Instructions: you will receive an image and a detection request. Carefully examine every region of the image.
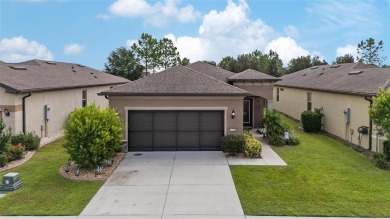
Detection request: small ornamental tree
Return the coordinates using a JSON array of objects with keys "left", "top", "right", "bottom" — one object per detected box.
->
[
  {"left": 0, "top": 117, "right": 11, "bottom": 153},
  {"left": 64, "top": 104, "right": 123, "bottom": 168}
]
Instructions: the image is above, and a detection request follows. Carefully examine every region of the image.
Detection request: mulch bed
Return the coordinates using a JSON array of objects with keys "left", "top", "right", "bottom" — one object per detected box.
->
[
  {"left": 0, "top": 150, "right": 36, "bottom": 172},
  {"left": 59, "top": 152, "right": 126, "bottom": 181}
]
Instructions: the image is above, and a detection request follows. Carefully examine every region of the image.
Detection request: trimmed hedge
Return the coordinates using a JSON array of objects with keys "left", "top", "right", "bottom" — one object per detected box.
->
[
  {"left": 11, "top": 132, "right": 40, "bottom": 151},
  {"left": 301, "top": 109, "right": 323, "bottom": 133},
  {"left": 221, "top": 135, "right": 245, "bottom": 154},
  {"left": 383, "top": 140, "right": 390, "bottom": 161},
  {"left": 243, "top": 130, "right": 262, "bottom": 158}
]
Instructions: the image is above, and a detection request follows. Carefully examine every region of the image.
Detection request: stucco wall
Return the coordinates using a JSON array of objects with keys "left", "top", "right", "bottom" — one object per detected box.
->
[
  {"left": 0, "top": 85, "right": 112, "bottom": 137},
  {"left": 108, "top": 96, "right": 245, "bottom": 140},
  {"left": 233, "top": 81, "right": 275, "bottom": 100},
  {"left": 273, "top": 86, "right": 381, "bottom": 151}
]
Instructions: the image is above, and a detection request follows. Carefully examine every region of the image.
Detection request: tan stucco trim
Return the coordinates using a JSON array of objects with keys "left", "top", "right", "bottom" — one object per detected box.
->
[{"left": 0, "top": 104, "right": 22, "bottom": 112}]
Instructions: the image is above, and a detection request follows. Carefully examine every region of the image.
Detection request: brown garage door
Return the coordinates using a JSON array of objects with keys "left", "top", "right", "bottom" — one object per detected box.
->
[{"left": 128, "top": 110, "right": 224, "bottom": 151}]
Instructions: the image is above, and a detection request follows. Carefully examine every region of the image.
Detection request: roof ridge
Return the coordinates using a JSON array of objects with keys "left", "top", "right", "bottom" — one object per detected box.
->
[{"left": 182, "top": 65, "right": 250, "bottom": 94}]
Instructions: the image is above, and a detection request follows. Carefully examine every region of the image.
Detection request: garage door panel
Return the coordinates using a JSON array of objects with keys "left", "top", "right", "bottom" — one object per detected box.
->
[
  {"left": 200, "top": 132, "right": 223, "bottom": 149},
  {"left": 177, "top": 112, "right": 199, "bottom": 132},
  {"left": 128, "top": 110, "right": 223, "bottom": 151},
  {"left": 129, "top": 111, "right": 153, "bottom": 132},
  {"left": 153, "top": 132, "right": 176, "bottom": 150},
  {"left": 177, "top": 132, "right": 200, "bottom": 150},
  {"left": 154, "top": 111, "right": 176, "bottom": 131},
  {"left": 200, "top": 112, "right": 223, "bottom": 132},
  {"left": 129, "top": 132, "right": 153, "bottom": 151}
]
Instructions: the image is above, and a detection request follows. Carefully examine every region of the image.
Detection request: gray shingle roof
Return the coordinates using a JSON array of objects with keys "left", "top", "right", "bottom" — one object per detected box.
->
[
  {"left": 186, "top": 61, "right": 235, "bottom": 82},
  {"left": 228, "top": 69, "right": 281, "bottom": 82},
  {"left": 100, "top": 65, "right": 250, "bottom": 96},
  {"left": 0, "top": 59, "right": 129, "bottom": 93},
  {"left": 276, "top": 63, "right": 390, "bottom": 96}
]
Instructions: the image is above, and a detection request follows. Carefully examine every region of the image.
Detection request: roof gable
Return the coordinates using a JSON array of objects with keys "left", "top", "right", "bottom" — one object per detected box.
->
[
  {"left": 0, "top": 59, "right": 129, "bottom": 93},
  {"left": 276, "top": 63, "right": 390, "bottom": 96},
  {"left": 228, "top": 69, "right": 281, "bottom": 82},
  {"left": 186, "top": 61, "right": 235, "bottom": 82},
  {"left": 100, "top": 65, "right": 250, "bottom": 96}
]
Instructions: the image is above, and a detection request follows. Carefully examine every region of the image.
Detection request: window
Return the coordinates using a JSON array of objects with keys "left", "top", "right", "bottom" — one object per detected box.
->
[
  {"left": 276, "top": 88, "right": 280, "bottom": 102},
  {"left": 82, "top": 90, "right": 87, "bottom": 107},
  {"left": 307, "top": 92, "right": 312, "bottom": 111}
]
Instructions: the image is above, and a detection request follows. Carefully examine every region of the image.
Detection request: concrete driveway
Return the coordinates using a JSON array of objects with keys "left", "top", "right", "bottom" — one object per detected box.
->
[{"left": 80, "top": 151, "right": 244, "bottom": 218}]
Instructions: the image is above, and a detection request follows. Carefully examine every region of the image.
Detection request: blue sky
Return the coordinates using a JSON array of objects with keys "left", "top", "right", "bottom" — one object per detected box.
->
[{"left": 1, "top": 0, "right": 389, "bottom": 70}]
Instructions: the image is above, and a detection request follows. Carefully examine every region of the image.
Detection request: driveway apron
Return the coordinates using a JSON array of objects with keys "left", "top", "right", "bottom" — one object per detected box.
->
[{"left": 80, "top": 151, "right": 244, "bottom": 218}]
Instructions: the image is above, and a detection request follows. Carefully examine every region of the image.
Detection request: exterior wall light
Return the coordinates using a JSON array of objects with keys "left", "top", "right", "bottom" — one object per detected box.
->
[
  {"left": 231, "top": 109, "right": 235, "bottom": 119},
  {"left": 4, "top": 108, "right": 10, "bottom": 117}
]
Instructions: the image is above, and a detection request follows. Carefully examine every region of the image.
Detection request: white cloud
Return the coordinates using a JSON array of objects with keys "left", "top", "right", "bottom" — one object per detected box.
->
[
  {"left": 126, "top": 39, "right": 138, "bottom": 48},
  {"left": 104, "top": 0, "right": 201, "bottom": 27},
  {"left": 283, "top": 25, "right": 299, "bottom": 38},
  {"left": 163, "top": 0, "right": 276, "bottom": 62},
  {"left": 264, "top": 37, "right": 310, "bottom": 65},
  {"left": 336, "top": 44, "right": 357, "bottom": 58},
  {"left": 306, "top": 0, "right": 381, "bottom": 36},
  {"left": 0, "top": 36, "right": 53, "bottom": 62},
  {"left": 64, "top": 43, "right": 85, "bottom": 55}
]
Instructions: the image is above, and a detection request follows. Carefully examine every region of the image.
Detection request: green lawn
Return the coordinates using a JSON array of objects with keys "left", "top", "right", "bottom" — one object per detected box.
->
[
  {"left": 0, "top": 138, "right": 104, "bottom": 215},
  {"left": 231, "top": 117, "right": 390, "bottom": 217}
]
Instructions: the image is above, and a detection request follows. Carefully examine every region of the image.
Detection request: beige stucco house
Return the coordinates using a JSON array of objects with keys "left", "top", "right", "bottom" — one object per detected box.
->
[
  {"left": 274, "top": 63, "right": 390, "bottom": 152},
  {"left": 100, "top": 61, "right": 280, "bottom": 151},
  {"left": 0, "top": 59, "right": 128, "bottom": 138}
]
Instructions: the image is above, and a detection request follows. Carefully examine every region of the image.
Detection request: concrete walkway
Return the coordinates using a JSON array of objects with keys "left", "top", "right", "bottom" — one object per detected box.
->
[{"left": 80, "top": 151, "right": 244, "bottom": 218}]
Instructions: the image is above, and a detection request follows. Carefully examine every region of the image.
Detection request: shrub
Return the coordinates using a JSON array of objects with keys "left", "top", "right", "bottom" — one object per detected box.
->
[
  {"left": 7, "top": 143, "right": 25, "bottom": 162},
  {"left": 263, "top": 109, "right": 285, "bottom": 137},
  {"left": 243, "top": 131, "right": 262, "bottom": 158},
  {"left": 301, "top": 108, "right": 323, "bottom": 132},
  {"left": 221, "top": 135, "right": 245, "bottom": 154},
  {"left": 0, "top": 118, "right": 11, "bottom": 153},
  {"left": 11, "top": 132, "right": 40, "bottom": 151},
  {"left": 383, "top": 140, "right": 390, "bottom": 161},
  {"left": 285, "top": 131, "right": 301, "bottom": 145},
  {"left": 64, "top": 104, "right": 123, "bottom": 168},
  {"left": 0, "top": 154, "right": 7, "bottom": 167},
  {"left": 373, "top": 152, "right": 388, "bottom": 169},
  {"left": 269, "top": 134, "right": 285, "bottom": 146}
]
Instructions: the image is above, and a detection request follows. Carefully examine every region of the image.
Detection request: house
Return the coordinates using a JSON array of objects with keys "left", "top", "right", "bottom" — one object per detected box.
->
[
  {"left": 0, "top": 59, "right": 128, "bottom": 138},
  {"left": 100, "top": 61, "right": 280, "bottom": 151},
  {"left": 273, "top": 62, "right": 390, "bottom": 152}
]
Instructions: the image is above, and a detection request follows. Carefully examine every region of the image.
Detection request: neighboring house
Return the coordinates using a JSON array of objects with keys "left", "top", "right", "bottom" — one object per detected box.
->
[
  {"left": 274, "top": 62, "right": 390, "bottom": 152},
  {"left": 0, "top": 59, "right": 128, "bottom": 138},
  {"left": 100, "top": 61, "right": 280, "bottom": 151}
]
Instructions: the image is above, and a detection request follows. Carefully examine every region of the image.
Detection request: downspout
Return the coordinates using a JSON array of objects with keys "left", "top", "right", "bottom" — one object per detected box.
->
[
  {"left": 22, "top": 92, "right": 32, "bottom": 134},
  {"left": 364, "top": 96, "right": 373, "bottom": 150}
]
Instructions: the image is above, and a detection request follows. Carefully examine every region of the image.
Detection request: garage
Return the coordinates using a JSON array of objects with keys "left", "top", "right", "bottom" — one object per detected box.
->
[{"left": 128, "top": 110, "right": 224, "bottom": 151}]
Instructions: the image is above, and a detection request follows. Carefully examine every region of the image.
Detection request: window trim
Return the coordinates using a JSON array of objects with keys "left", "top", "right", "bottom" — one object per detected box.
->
[
  {"left": 307, "top": 92, "right": 312, "bottom": 111},
  {"left": 82, "top": 90, "right": 87, "bottom": 107}
]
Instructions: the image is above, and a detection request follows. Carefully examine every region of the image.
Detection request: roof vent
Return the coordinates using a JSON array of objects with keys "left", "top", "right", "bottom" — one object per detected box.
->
[
  {"left": 349, "top": 70, "right": 363, "bottom": 75},
  {"left": 302, "top": 73, "right": 307, "bottom": 76},
  {"left": 319, "top": 72, "right": 324, "bottom": 75},
  {"left": 9, "top": 66, "right": 27, "bottom": 70},
  {"left": 45, "top": 61, "right": 56, "bottom": 65},
  {"left": 330, "top": 64, "right": 340, "bottom": 68},
  {"left": 310, "top": 66, "right": 318, "bottom": 69},
  {"left": 77, "top": 64, "right": 85, "bottom": 67}
]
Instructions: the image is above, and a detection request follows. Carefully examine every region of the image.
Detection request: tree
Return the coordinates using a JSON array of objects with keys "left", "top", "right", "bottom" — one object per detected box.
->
[
  {"left": 178, "top": 57, "right": 190, "bottom": 66},
  {"left": 266, "top": 50, "right": 284, "bottom": 77},
  {"left": 334, "top": 54, "right": 355, "bottom": 64},
  {"left": 369, "top": 88, "right": 390, "bottom": 139},
  {"left": 311, "top": 55, "right": 328, "bottom": 66},
  {"left": 357, "top": 38, "right": 387, "bottom": 66},
  {"left": 104, "top": 47, "right": 144, "bottom": 80},
  {"left": 159, "top": 38, "right": 180, "bottom": 70},
  {"left": 218, "top": 56, "right": 239, "bottom": 72},
  {"left": 203, "top": 60, "right": 216, "bottom": 66},
  {"left": 286, "top": 56, "right": 312, "bottom": 73},
  {"left": 131, "top": 33, "right": 159, "bottom": 76},
  {"left": 64, "top": 104, "right": 122, "bottom": 168}
]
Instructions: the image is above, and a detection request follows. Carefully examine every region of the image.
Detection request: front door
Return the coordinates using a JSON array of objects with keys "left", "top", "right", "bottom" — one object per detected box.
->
[{"left": 243, "top": 99, "right": 251, "bottom": 126}]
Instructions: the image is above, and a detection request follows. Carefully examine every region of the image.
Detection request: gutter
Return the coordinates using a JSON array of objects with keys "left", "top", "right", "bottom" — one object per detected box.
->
[
  {"left": 364, "top": 96, "right": 373, "bottom": 150},
  {"left": 22, "top": 92, "right": 32, "bottom": 134}
]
